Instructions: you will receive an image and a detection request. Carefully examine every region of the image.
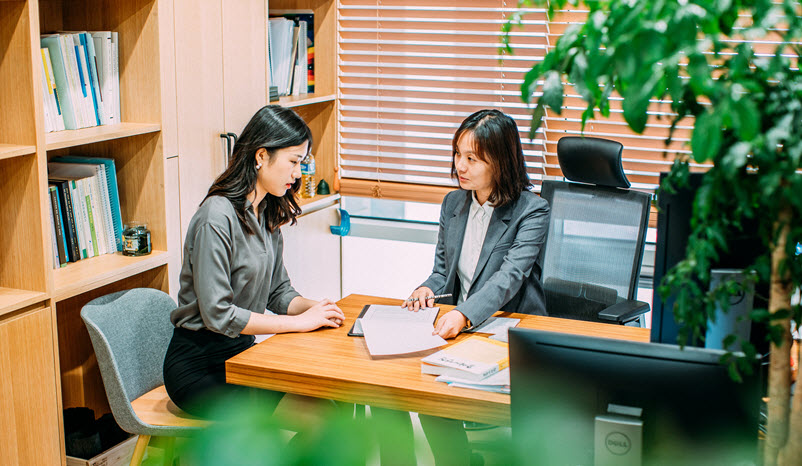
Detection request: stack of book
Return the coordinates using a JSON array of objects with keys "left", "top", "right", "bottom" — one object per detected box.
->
[
  {"left": 47, "top": 157, "right": 124, "bottom": 268},
  {"left": 40, "top": 31, "right": 121, "bottom": 132},
  {"left": 268, "top": 10, "right": 314, "bottom": 97},
  {"left": 421, "top": 336, "right": 510, "bottom": 394}
]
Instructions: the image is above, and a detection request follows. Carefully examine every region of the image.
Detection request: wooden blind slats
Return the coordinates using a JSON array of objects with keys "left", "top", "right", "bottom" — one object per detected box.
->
[{"left": 339, "top": 2, "right": 800, "bottom": 197}]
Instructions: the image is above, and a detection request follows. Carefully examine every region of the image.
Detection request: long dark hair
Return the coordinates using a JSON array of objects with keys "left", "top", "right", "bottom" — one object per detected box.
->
[
  {"left": 451, "top": 109, "right": 532, "bottom": 207},
  {"left": 204, "top": 105, "right": 312, "bottom": 233}
]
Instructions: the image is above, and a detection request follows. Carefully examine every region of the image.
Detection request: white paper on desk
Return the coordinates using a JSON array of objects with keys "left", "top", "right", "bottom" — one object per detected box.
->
[
  {"left": 360, "top": 319, "right": 446, "bottom": 356},
  {"left": 353, "top": 304, "right": 440, "bottom": 335},
  {"left": 465, "top": 317, "right": 520, "bottom": 335},
  {"left": 254, "top": 333, "right": 275, "bottom": 344}
]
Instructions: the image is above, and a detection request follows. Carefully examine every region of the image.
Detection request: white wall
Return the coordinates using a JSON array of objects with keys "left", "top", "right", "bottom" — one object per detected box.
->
[{"left": 342, "top": 236, "right": 436, "bottom": 300}]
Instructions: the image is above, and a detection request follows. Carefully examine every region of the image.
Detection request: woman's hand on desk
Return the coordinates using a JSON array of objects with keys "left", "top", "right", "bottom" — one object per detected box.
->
[
  {"left": 295, "top": 299, "right": 345, "bottom": 332},
  {"left": 402, "top": 286, "right": 435, "bottom": 311},
  {"left": 433, "top": 310, "right": 468, "bottom": 339}
]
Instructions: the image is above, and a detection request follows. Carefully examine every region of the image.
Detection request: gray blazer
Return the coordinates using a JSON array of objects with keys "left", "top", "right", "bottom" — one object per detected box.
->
[{"left": 420, "top": 189, "right": 550, "bottom": 326}]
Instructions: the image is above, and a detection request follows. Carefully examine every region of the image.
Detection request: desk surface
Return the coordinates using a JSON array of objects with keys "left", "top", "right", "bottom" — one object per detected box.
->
[{"left": 226, "top": 294, "right": 650, "bottom": 426}]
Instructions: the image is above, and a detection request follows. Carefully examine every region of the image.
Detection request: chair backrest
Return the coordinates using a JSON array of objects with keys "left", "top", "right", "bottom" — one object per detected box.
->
[
  {"left": 81, "top": 288, "right": 177, "bottom": 434},
  {"left": 540, "top": 137, "right": 650, "bottom": 322}
]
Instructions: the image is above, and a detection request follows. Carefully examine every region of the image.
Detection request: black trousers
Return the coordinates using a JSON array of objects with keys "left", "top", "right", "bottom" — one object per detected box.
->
[{"left": 163, "top": 327, "right": 282, "bottom": 417}]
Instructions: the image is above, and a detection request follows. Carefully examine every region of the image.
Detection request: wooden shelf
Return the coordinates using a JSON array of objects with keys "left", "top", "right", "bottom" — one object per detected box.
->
[
  {"left": 296, "top": 193, "right": 340, "bottom": 215},
  {"left": 0, "top": 144, "right": 36, "bottom": 161},
  {"left": 0, "top": 288, "right": 47, "bottom": 318},
  {"left": 53, "top": 250, "right": 169, "bottom": 301},
  {"left": 45, "top": 122, "right": 161, "bottom": 151},
  {"left": 276, "top": 93, "right": 336, "bottom": 108}
]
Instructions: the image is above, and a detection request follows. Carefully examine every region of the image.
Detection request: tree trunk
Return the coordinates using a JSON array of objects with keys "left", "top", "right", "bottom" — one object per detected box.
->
[
  {"left": 765, "top": 210, "right": 793, "bottom": 466},
  {"left": 778, "top": 339, "right": 801, "bottom": 465}
]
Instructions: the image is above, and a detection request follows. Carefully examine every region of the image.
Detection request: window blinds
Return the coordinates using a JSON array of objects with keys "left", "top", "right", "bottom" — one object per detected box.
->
[
  {"left": 338, "top": 2, "right": 801, "bottom": 198},
  {"left": 338, "top": 1, "right": 550, "bottom": 197}
]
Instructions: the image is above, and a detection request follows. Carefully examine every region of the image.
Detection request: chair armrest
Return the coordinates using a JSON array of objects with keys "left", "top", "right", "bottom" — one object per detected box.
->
[{"left": 598, "top": 300, "right": 650, "bottom": 323}]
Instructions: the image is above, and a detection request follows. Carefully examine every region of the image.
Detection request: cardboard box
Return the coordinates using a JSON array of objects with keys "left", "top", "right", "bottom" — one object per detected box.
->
[{"left": 66, "top": 435, "right": 137, "bottom": 466}]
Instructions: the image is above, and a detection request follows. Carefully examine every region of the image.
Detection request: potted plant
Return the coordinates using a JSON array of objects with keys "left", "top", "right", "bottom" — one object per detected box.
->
[{"left": 507, "top": 1, "right": 801, "bottom": 464}]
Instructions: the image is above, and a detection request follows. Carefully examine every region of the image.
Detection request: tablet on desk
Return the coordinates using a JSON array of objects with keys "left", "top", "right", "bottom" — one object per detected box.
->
[{"left": 348, "top": 304, "right": 440, "bottom": 337}]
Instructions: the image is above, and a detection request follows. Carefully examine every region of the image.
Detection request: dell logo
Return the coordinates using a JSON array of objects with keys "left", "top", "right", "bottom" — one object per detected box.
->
[{"left": 605, "top": 432, "right": 631, "bottom": 455}]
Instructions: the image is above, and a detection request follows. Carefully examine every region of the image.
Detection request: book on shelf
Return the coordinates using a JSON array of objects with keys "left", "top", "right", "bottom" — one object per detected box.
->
[
  {"left": 48, "top": 160, "right": 121, "bottom": 261},
  {"left": 91, "top": 31, "right": 117, "bottom": 125},
  {"left": 51, "top": 156, "right": 123, "bottom": 252},
  {"left": 41, "top": 35, "right": 79, "bottom": 130},
  {"left": 421, "top": 336, "right": 509, "bottom": 382},
  {"left": 48, "top": 185, "right": 69, "bottom": 267},
  {"left": 40, "top": 49, "right": 62, "bottom": 133},
  {"left": 47, "top": 188, "right": 60, "bottom": 268},
  {"left": 50, "top": 179, "right": 81, "bottom": 262},
  {"left": 111, "top": 32, "right": 121, "bottom": 124},
  {"left": 269, "top": 10, "right": 314, "bottom": 96},
  {"left": 40, "top": 31, "right": 120, "bottom": 132}
]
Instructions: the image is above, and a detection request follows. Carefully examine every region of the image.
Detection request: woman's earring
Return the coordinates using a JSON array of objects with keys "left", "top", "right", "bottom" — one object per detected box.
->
[{"left": 255, "top": 162, "right": 263, "bottom": 170}]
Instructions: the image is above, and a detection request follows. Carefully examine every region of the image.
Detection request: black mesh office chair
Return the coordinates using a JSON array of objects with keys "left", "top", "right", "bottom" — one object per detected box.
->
[{"left": 540, "top": 136, "right": 651, "bottom": 325}]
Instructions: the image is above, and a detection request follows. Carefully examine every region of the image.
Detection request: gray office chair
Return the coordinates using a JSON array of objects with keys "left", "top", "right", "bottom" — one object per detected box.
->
[
  {"left": 81, "top": 288, "right": 206, "bottom": 466},
  {"left": 540, "top": 137, "right": 651, "bottom": 324}
]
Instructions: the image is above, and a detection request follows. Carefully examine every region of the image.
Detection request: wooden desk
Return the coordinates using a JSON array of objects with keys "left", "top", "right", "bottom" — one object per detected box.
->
[{"left": 226, "top": 294, "right": 649, "bottom": 426}]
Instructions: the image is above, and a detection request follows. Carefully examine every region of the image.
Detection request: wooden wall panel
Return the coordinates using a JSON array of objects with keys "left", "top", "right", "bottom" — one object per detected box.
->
[{"left": 0, "top": 305, "right": 62, "bottom": 466}]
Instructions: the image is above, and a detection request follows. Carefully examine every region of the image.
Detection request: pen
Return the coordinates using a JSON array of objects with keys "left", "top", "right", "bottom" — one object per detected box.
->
[{"left": 406, "top": 293, "right": 452, "bottom": 303}]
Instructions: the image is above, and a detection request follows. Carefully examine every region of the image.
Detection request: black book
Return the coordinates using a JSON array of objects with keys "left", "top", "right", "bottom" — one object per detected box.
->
[
  {"left": 50, "top": 178, "right": 81, "bottom": 262},
  {"left": 48, "top": 185, "right": 68, "bottom": 266}
]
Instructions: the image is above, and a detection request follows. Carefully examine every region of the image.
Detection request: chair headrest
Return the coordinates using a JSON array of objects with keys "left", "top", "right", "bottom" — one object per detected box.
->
[{"left": 557, "top": 137, "right": 630, "bottom": 188}]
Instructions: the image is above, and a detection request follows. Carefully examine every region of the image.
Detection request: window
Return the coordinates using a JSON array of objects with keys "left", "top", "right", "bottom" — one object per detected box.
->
[
  {"left": 338, "top": 1, "right": 549, "bottom": 201},
  {"left": 337, "top": 2, "right": 801, "bottom": 201}
]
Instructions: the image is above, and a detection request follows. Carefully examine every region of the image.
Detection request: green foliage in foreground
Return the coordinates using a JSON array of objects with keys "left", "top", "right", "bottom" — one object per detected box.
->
[{"left": 507, "top": 0, "right": 802, "bottom": 370}]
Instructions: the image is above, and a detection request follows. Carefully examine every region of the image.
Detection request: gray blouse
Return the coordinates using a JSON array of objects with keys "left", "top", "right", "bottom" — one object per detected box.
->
[{"left": 171, "top": 195, "right": 300, "bottom": 337}]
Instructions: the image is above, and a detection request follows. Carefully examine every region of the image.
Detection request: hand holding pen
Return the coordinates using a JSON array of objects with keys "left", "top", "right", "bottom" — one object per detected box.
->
[{"left": 401, "top": 287, "right": 452, "bottom": 311}]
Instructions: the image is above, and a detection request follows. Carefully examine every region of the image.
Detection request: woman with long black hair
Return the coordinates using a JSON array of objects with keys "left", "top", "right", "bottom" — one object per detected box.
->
[{"left": 163, "top": 105, "right": 344, "bottom": 417}]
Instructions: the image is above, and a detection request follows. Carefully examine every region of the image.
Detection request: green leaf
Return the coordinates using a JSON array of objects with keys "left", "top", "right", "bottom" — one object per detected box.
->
[
  {"left": 721, "top": 142, "right": 751, "bottom": 175},
  {"left": 691, "top": 111, "right": 723, "bottom": 162},
  {"left": 521, "top": 65, "right": 542, "bottom": 103},
  {"left": 688, "top": 53, "right": 713, "bottom": 94},
  {"left": 529, "top": 101, "right": 547, "bottom": 140},
  {"left": 542, "top": 70, "right": 564, "bottom": 113},
  {"left": 622, "top": 71, "right": 660, "bottom": 134},
  {"left": 731, "top": 97, "right": 760, "bottom": 141}
]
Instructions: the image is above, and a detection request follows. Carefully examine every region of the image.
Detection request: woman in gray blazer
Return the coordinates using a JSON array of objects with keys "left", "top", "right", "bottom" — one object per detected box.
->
[
  {"left": 375, "top": 109, "right": 550, "bottom": 465},
  {"left": 405, "top": 109, "right": 550, "bottom": 337}
]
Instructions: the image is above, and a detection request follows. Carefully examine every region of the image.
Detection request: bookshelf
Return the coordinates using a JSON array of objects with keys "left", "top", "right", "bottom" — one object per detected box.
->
[
  {"left": 0, "top": 144, "right": 36, "bottom": 160},
  {"left": 277, "top": 92, "right": 336, "bottom": 108},
  {"left": 270, "top": 0, "right": 338, "bottom": 196},
  {"left": 45, "top": 122, "right": 161, "bottom": 150},
  {"left": 0, "top": 0, "right": 170, "bottom": 462}
]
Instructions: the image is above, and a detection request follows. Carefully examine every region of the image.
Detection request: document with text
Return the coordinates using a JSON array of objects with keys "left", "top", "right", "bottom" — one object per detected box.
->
[{"left": 355, "top": 304, "right": 446, "bottom": 356}]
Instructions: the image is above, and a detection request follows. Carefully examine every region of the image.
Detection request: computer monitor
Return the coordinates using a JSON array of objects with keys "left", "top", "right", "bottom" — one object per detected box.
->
[
  {"left": 651, "top": 172, "right": 768, "bottom": 348},
  {"left": 509, "top": 328, "right": 761, "bottom": 465}
]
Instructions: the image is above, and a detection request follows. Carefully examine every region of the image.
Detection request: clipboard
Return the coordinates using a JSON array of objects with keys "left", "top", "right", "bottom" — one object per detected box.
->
[
  {"left": 347, "top": 304, "right": 440, "bottom": 337},
  {"left": 347, "top": 305, "right": 371, "bottom": 337}
]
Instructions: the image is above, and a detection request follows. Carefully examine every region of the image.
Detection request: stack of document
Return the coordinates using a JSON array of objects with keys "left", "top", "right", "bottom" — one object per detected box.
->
[
  {"left": 436, "top": 368, "right": 510, "bottom": 394},
  {"left": 356, "top": 304, "right": 446, "bottom": 356},
  {"left": 422, "top": 336, "right": 510, "bottom": 393}
]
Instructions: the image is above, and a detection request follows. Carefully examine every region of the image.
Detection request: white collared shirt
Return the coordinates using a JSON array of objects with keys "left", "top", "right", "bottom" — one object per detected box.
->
[{"left": 457, "top": 194, "right": 495, "bottom": 305}]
